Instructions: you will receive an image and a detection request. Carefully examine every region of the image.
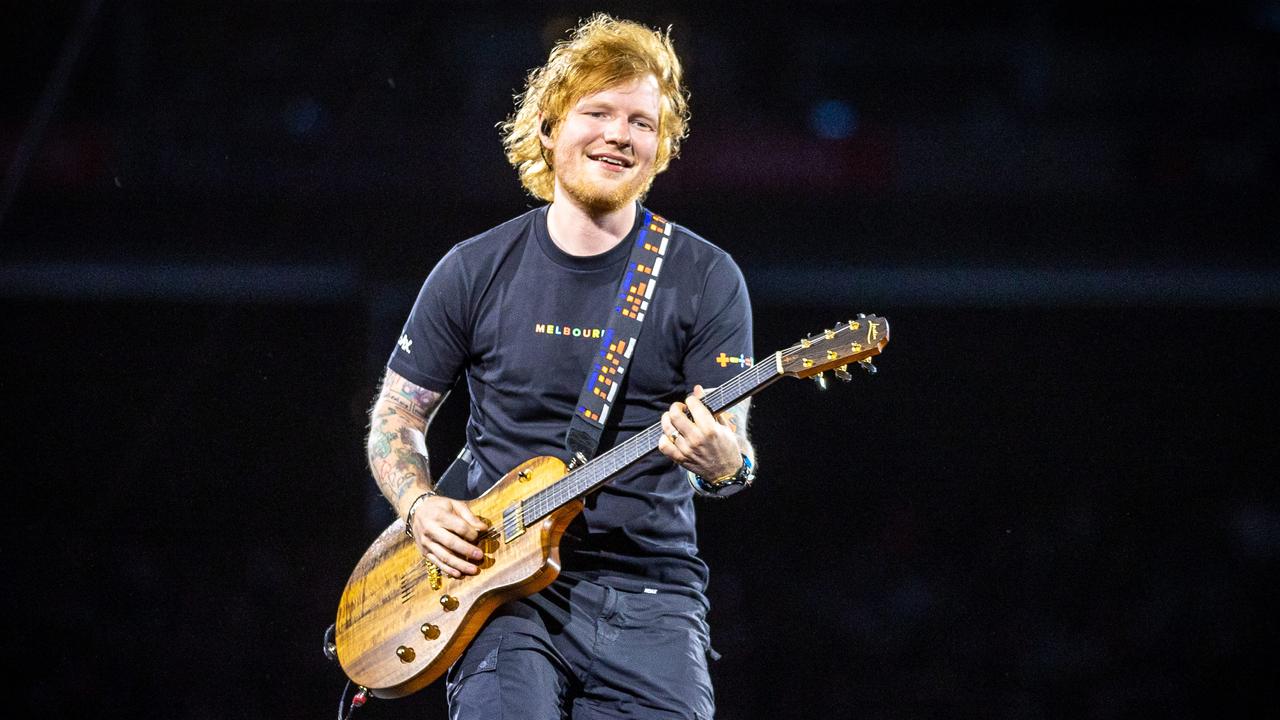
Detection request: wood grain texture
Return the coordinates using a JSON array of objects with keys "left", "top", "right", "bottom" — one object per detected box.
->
[{"left": 335, "top": 455, "right": 578, "bottom": 697}]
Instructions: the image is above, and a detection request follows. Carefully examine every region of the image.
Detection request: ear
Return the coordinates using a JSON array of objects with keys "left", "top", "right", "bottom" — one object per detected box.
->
[{"left": 538, "top": 115, "right": 554, "bottom": 148}]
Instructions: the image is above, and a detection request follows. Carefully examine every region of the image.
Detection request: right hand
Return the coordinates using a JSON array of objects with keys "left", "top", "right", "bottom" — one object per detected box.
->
[{"left": 407, "top": 495, "right": 490, "bottom": 577}]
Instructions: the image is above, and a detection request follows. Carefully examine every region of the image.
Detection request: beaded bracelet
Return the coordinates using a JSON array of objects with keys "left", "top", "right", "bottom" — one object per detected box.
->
[{"left": 687, "top": 454, "right": 755, "bottom": 499}]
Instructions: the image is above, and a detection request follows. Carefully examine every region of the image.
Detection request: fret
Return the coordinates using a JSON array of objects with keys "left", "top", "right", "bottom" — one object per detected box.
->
[{"left": 523, "top": 355, "right": 782, "bottom": 523}]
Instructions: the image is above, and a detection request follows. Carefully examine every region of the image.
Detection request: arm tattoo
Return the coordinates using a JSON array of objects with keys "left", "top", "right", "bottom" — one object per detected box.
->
[
  {"left": 367, "top": 370, "right": 446, "bottom": 509},
  {"left": 370, "top": 429, "right": 397, "bottom": 460},
  {"left": 381, "top": 374, "right": 443, "bottom": 418}
]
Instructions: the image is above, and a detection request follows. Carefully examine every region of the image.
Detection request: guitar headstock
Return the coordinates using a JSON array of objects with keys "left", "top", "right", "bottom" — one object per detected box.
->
[{"left": 779, "top": 314, "right": 890, "bottom": 382}]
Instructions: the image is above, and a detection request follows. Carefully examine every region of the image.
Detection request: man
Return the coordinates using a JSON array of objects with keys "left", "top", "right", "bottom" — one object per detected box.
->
[{"left": 366, "top": 14, "right": 755, "bottom": 719}]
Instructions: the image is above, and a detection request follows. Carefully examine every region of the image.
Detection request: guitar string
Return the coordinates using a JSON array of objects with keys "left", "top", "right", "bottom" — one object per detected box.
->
[
  {"left": 521, "top": 321, "right": 882, "bottom": 524},
  {"left": 526, "top": 345, "right": 801, "bottom": 518},
  {"left": 399, "top": 363, "right": 771, "bottom": 587},
  {"left": 524, "top": 357, "right": 776, "bottom": 520},
  {"left": 402, "top": 367, "right": 761, "bottom": 585},
  {"left": 401, "top": 324, "right": 877, "bottom": 587}
]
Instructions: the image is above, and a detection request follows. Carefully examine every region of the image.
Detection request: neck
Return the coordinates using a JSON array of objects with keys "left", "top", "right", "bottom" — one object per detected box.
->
[{"left": 545, "top": 192, "right": 636, "bottom": 257}]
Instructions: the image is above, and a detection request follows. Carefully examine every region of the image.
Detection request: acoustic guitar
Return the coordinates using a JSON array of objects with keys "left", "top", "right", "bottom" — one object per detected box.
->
[{"left": 335, "top": 315, "right": 890, "bottom": 697}]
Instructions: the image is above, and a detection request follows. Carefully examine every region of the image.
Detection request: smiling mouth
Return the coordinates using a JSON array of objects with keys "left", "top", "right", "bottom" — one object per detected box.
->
[{"left": 590, "top": 154, "right": 632, "bottom": 168}]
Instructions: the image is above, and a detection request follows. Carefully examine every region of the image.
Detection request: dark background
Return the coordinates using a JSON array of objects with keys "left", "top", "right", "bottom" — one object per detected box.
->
[{"left": 4, "top": 1, "right": 1277, "bottom": 718}]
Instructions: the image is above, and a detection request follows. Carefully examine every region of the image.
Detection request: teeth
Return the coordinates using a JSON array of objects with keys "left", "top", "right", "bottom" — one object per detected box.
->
[{"left": 597, "top": 157, "right": 625, "bottom": 166}]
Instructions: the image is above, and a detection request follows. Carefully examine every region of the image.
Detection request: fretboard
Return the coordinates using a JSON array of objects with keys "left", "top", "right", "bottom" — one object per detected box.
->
[{"left": 520, "top": 353, "right": 783, "bottom": 523}]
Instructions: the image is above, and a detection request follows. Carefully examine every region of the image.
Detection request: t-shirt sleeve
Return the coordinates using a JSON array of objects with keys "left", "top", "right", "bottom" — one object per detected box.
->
[
  {"left": 682, "top": 252, "right": 754, "bottom": 388},
  {"left": 386, "top": 247, "right": 472, "bottom": 393}
]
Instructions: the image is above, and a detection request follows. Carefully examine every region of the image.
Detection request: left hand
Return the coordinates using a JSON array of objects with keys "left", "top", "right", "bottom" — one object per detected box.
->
[{"left": 658, "top": 385, "right": 743, "bottom": 481}]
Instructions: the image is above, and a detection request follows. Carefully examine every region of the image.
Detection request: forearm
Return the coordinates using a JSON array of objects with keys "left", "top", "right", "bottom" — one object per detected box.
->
[
  {"left": 366, "top": 370, "right": 446, "bottom": 518},
  {"left": 367, "top": 411, "right": 431, "bottom": 518}
]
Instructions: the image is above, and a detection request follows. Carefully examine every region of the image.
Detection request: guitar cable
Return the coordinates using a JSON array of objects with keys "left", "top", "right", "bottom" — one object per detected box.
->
[
  {"left": 324, "top": 623, "right": 370, "bottom": 719},
  {"left": 337, "top": 680, "right": 369, "bottom": 720}
]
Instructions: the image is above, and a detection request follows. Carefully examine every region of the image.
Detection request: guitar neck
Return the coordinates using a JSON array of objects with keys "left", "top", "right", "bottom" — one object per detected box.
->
[{"left": 520, "top": 353, "right": 784, "bottom": 522}]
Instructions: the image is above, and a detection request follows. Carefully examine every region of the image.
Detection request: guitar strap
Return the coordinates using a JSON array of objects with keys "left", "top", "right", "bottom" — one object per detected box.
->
[
  {"left": 433, "top": 209, "right": 675, "bottom": 499},
  {"left": 565, "top": 209, "right": 674, "bottom": 461}
]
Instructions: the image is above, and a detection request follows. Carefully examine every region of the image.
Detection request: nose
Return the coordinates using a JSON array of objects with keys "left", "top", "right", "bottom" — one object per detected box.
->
[{"left": 602, "top": 117, "right": 631, "bottom": 148}]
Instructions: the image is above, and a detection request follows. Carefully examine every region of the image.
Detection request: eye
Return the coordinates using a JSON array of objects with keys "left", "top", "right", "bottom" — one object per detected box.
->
[{"left": 632, "top": 118, "right": 656, "bottom": 131}]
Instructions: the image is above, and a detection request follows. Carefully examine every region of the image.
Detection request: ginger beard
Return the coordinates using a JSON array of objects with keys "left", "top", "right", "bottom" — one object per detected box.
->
[{"left": 552, "top": 142, "right": 658, "bottom": 214}]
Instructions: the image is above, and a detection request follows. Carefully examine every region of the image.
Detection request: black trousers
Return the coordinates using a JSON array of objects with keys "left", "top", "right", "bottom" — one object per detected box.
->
[{"left": 445, "top": 576, "right": 715, "bottom": 719}]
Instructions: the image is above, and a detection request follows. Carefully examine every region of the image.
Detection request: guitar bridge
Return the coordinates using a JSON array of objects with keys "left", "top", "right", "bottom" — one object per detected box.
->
[{"left": 501, "top": 502, "right": 526, "bottom": 542}]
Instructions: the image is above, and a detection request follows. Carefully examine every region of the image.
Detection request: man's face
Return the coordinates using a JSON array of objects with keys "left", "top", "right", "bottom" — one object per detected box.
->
[{"left": 545, "top": 74, "right": 662, "bottom": 214}]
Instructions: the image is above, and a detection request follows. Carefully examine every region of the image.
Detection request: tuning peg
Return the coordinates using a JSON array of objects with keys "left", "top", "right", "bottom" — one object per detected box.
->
[
  {"left": 813, "top": 372, "right": 828, "bottom": 390},
  {"left": 858, "top": 359, "right": 877, "bottom": 375},
  {"left": 834, "top": 367, "right": 853, "bottom": 382}
]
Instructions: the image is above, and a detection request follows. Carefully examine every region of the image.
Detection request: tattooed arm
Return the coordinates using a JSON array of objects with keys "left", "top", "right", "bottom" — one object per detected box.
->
[
  {"left": 367, "top": 368, "right": 487, "bottom": 577},
  {"left": 366, "top": 368, "right": 441, "bottom": 513}
]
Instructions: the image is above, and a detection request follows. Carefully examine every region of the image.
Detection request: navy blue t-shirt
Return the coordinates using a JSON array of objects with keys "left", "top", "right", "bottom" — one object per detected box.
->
[{"left": 388, "top": 204, "right": 753, "bottom": 594}]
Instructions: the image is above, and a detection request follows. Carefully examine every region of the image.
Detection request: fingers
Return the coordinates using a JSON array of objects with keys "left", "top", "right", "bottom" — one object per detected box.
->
[
  {"left": 421, "top": 534, "right": 479, "bottom": 578},
  {"left": 660, "top": 385, "right": 740, "bottom": 480},
  {"left": 683, "top": 385, "right": 719, "bottom": 428},
  {"left": 658, "top": 409, "right": 688, "bottom": 463},
  {"left": 451, "top": 498, "right": 490, "bottom": 533},
  {"left": 411, "top": 497, "right": 489, "bottom": 577},
  {"left": 665, "top": 401, "right": 698, "bottom": 441},
  {"left": 664, "top": 386, "right": 720, "bottom": 446}
]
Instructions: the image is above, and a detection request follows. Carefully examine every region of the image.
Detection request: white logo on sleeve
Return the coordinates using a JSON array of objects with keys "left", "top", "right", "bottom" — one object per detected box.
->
[{"left": 397, "top": 333, "right": 413, "bottom": 354}]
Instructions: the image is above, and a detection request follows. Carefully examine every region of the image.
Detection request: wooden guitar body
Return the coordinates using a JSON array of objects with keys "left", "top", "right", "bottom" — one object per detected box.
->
[{"left": 335, "top": 455, "right": 581, "bottom": 698}]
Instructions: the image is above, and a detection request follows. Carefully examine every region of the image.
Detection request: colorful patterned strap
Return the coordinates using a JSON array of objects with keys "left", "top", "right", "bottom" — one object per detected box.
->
[{"left": 565, "top": 209, "right": 675, "bottom": 460}]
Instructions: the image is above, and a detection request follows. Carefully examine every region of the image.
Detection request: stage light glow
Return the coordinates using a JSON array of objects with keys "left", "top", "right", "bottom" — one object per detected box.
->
[{"left": 809, "top": 99, "right": 858, "bottom": 140}]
